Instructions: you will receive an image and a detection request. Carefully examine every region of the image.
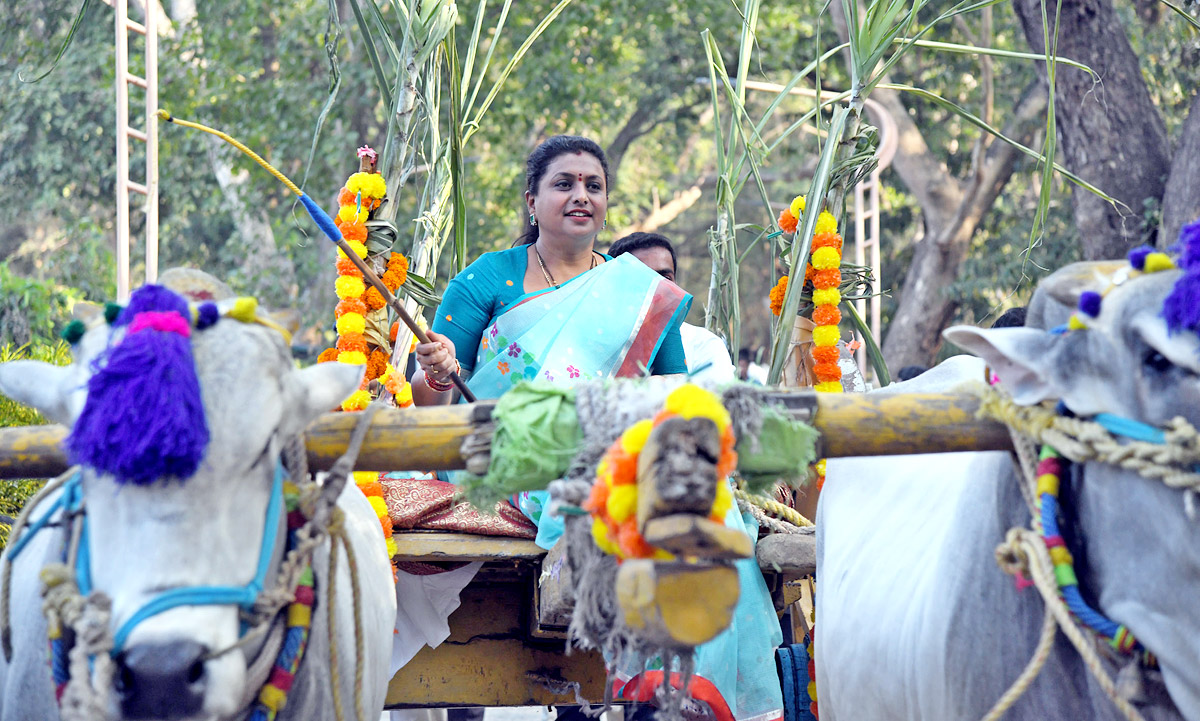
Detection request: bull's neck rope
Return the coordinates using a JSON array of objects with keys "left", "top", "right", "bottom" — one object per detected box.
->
[{"left": 976, "top": 385, "right": 1200, "bottom": 721}]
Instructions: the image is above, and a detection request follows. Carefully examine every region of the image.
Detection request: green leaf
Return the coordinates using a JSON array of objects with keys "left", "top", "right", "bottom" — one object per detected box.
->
[{"left": 19, "top": 0, "right": 95, "bottom": 84}]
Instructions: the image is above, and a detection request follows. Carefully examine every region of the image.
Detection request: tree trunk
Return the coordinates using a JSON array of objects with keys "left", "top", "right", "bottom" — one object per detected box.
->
[
  {"left": 880, "top": 83, "right": 1048, "bottom": 369},
  {"left": 1161, "top": 93, "right": 1200, "bottom": 248},
  {"left": 1013, "top": 0, "right": 1169, "bottom": 260}
]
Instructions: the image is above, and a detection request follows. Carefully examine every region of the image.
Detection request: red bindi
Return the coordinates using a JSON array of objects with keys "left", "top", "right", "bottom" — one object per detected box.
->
[{"left": 578, "top": 174, "right": 584, "bottom": 181}]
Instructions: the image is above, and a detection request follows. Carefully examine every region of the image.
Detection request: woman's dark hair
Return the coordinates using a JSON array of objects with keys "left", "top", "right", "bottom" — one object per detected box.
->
[{"left": 519, "top": 135, "right": 611, "bottom": 245}]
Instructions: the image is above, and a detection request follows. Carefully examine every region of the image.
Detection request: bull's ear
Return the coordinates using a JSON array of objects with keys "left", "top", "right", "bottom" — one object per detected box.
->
[
  {"left": 942, "top": 326, "right": 1058, "bottom": 405},
  {"left": 279, "top": 362, "right": 366, "bottom": 437},
  {"left": 0, "top": 360, "right": 79, "bottom": 426}
]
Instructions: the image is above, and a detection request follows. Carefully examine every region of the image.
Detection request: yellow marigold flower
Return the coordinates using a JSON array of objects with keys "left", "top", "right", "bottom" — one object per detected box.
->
[
  {"left": 812, "top": 325, "right": 841, "bottom": 347},
  {"left": 338, "top": 350, "right": 367, "bottom": 365},
  {"left": 385, "top": 536, "right": 398, "bottom": 558},
  {"left": 337, "top": 240, "right": 368, "bottom": 260},
  {"left": 607, "top": 484, "right": 638, "bottom": 523},
  {"left": 592, "top": 517, "right": 619, "bottom": 556},
  {"left": 811, "top": 246, "right": 841, "bottom": 270},
  {"left": 367, "top": 495, "right": 388, "bottom": 518},
  {"left": 395, "top": 381, "right": 413, "bottom": 407},
  {"left": 812, "top": 287, "right": 841, "bottom": 307},
  {"left": 620, "top": 419, "right": 656, "bottom": 455},
  {"left": 790, "top": 195, "right": 806, "bottom": 218},
  {"left": 341, "top": 389, "right": 371, "bottom": 411},
  {"left": 815, "top": 380, "right": 844, "bottom": 393},
  {"left": 335, "top": 275, "right": 366, "bottom": 300},
  {"left": 711, "top": 480, "right": 733, "bottom": 520},
  {"left": 365, "top": 173, "right": 388, "bottom": 199},
  {"left": 335, "top": 312, "right": 366, "bottom": 336},
  {"left": 815, "top": 211, "right": 838, "bottom": 236},
  {"left": 1144, "top": 252, "right": 1176, "bottom": 273},
  {"left": 353, "top": 471, "right": 378, "bottom": 485},
  {"left": 815, "top": 459, "right": 827, "bottom": 476},
  {"left": 338, "top": 204, "right": 369, "bottom": 224},
  {"left": 664, "top": 384, "right": 731, "bottom": 433}
]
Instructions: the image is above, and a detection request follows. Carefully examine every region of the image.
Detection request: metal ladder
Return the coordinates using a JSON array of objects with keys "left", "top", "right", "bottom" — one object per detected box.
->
[{"left": 111, "top": 0, "right": 159, "bottom": 300}]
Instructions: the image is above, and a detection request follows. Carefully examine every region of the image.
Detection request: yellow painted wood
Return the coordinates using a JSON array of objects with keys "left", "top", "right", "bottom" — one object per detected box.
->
[
  {"left": 393, "top": 532, "right": 545, "bottom": 563},
  {"left": 615, "top": 560, "right": 739, "bottom": 648},
  {"left": 0, "top": 425, "right": 68, "bottom": 479},
  {"left": 815, "top": 392, "right": 1011, "bottom": 457},
  {"left": 385, "top": 581, "right": 607, "bottom": 708},
  {"left": 641, "top": 514, "right": 753, "bottom": 560},
  {"left": 0, "top": 393, "right": 1011, "bottom": 480}
]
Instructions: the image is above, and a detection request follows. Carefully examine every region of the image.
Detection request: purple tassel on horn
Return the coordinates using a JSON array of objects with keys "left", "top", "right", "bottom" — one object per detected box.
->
[{"left": 68, "top": 285, "right": 210, "bottom": 485}]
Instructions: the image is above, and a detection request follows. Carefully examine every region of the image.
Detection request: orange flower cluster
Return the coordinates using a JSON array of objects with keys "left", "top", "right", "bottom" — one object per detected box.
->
[
  {"left": 769, "top": 276, "right": 789, "bottom": 316},
  {"left": 354, "top": 471, "right": 397, "bottom": 578}
]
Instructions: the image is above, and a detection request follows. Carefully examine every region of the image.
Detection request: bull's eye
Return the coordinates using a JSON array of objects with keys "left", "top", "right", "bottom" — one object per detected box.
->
[{"left": 1143, "top": 348, "right": 1173, "bottom": 373}]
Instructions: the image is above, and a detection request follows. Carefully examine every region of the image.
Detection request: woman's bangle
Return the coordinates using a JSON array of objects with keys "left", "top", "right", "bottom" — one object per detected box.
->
[{"left": 424, "top": 361, "right": 459, "bottom": 393}]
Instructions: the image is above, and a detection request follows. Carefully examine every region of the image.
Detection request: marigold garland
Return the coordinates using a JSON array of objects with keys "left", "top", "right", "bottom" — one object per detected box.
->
[
  {"left": 774, "top": 194, "right": 846, "bottom": 496},
  {"left": 336, "top": 333, "right": 368, "bottom": 354},
  {"left": 317, "top": 348, "right": 339, "bottom": 363},
  {"left": 584, "top": 385, "right": 736, "bottom": 561},
  {"left": 353, "top": 471, "right": 397, "bottom": 578}
]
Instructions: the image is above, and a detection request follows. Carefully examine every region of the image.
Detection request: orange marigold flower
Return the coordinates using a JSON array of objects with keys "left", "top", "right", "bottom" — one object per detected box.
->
[
  {"left": 778, "top": 208, "right": 798, "bottom": 234},
  {"left": 814, "top": 362, "right": 843, "bottom": 383},
  {"left": 337, "top": 220, "right": 368, "bottom": 242},
  {"left": 769, "top": 276, "right": 789, "bottom": 316},
  {"left": 367, "top": 349, "right": 389, "bottom": 380},
  {"left": 388, "top": 253, "right": 409, "bottom": 272},
  {"left": 337, "top": 333, "right": 368, "bottom": 354},
  {"left": 811, "top": 346, "right": 840, "bottom": 365},
  {"left": 358, "top": 481, "right": 384, "bottom": 497},
  {"left": 805, "top": 264, "right": 816, "bottom": 282},
  {"left": 812, "top": 232, "right": 843, "bottom": 252},
  {"left": 389, "top": 320, "right": 399, "bottom": 343},
  {"left": 812, "top": 305, "right": 842, "bottom": 326},
  {"left": 335, "top": 298, "right": 367, "bottom": 319},
  {"left": 335, "top": 257, "right": 363, "bottom": 278},
  {"left": 813, "top": 268, "right": 841, "bottom": 290},
  {"left": 363, "top": 286, "right": 387, "bottom": 311},
  {"left": 317, "top": 348, "right": 339, "bottom": 363},
  {"left": 381, "top": 270, "right": 403, "bottom": 293},
  {"left": 380, "top": 514, "right": 393, "bottom": 537},
  {"left": 337, "top": 187, "right": 357, "bottom": 207}
]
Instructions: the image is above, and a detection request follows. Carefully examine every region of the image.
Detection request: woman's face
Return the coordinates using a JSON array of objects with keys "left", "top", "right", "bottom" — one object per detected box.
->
[{"left": 526, "top": 151, "right": 608, "bottom": 247}]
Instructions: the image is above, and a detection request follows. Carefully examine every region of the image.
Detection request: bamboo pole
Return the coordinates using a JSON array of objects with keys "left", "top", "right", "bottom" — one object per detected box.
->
[{"left": 0, "top": 393, "right": 1011, "bottom": 480}]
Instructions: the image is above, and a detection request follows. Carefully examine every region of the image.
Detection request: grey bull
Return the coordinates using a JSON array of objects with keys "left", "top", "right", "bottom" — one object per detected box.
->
[
  {"left": 817, "top": 263, "right": 1200, "bottom": 720},
  {"left": 0, "top": 281, "right": 396, "bottom": 721}
]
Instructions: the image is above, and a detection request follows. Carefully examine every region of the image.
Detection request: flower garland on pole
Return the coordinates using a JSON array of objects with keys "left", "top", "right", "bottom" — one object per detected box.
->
[
  {"left": 315, "top": 145, "right": 417, "bottom": 572},
  {"left": 771, "top": 195, "right": 844, "bottom": 490}
]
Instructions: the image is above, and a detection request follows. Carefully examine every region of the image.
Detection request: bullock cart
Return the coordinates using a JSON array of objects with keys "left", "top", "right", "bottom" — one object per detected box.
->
[{"left": 0, "top": 389, "right": 1009, "bottom": 709}]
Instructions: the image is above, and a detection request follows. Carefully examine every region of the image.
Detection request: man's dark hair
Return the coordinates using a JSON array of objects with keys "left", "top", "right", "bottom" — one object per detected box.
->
[
  {"left": 607, "top": 232, "right": 677, "bottom": 273},
  {"left": 991, "top": 306, "right": 1027, "bottom": 329},
  {"left": 897, "top": 365, "right": 928, "bottom": 381},
  {"left": 738, "top": 347, "right": 752, "bottom": 363}
]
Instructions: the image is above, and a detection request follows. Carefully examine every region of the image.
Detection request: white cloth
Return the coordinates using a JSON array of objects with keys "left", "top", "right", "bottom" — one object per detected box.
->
[
  {"left": 390, "top": 561, "right": 483, "bottom": 670},
  {"left": 679, "top": 322, "right": 736, "bottom": 384}
]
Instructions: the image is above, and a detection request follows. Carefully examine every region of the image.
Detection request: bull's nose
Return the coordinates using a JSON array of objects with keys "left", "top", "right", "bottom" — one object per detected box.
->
[{"left": 116, "top": 640, "right": 207, "bottom": 719}]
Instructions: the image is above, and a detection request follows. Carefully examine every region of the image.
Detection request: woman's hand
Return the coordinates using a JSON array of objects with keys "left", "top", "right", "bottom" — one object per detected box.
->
[{"left": 415, "top": 330, "right": 458, "bottom": 381}]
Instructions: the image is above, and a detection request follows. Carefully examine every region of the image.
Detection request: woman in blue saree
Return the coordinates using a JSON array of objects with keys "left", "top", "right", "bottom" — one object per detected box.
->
[{"left": 408, "top": 135, "right": 782, "bottom": 721}]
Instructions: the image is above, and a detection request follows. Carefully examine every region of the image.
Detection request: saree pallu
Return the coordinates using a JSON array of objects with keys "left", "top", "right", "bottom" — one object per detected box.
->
[
  {"left": 471, "top": 253, "right": 689, "bottom": 540},
  {"left": 467, "top": 253, "right": 690, "bottom": 398}
]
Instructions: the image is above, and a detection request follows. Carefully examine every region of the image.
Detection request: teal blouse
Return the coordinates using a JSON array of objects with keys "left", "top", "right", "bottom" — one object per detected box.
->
[{"left": 431, "top": 245, "right": 688, "bottom": 375}]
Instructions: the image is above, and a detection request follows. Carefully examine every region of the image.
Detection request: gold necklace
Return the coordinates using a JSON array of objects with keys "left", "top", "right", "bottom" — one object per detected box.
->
[{"left": 534, "top": 245, "right": 597, "bottom": 289}]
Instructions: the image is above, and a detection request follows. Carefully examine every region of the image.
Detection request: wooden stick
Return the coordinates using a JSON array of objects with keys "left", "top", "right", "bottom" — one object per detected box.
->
[
  {"left": 0, "top": 392, "right": 1012, "bottom": 480},
  {"left": 334, "top": 237, "right": 475, "bottom": 402}
]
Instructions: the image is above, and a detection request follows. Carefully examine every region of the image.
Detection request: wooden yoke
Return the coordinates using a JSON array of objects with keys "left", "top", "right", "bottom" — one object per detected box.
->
[{"left": 616, "top": 415, "right": 752, "bottom": 649}]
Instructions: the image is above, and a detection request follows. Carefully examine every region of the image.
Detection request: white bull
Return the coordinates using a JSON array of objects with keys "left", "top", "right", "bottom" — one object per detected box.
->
[
  {"left": 817, "top": 262, "right": 1200, "bottom": 720},
  {"left": 0, "top": 282, "right": 396, "bottom": 721}
]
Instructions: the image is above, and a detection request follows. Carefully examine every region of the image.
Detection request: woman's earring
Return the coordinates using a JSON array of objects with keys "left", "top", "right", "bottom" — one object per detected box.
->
[
  {"left": 602, "top": 218, "right": 607, "bottom": 230},
  {"left": 529, "top": 213, "right": 538, "bottom": 227}
]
